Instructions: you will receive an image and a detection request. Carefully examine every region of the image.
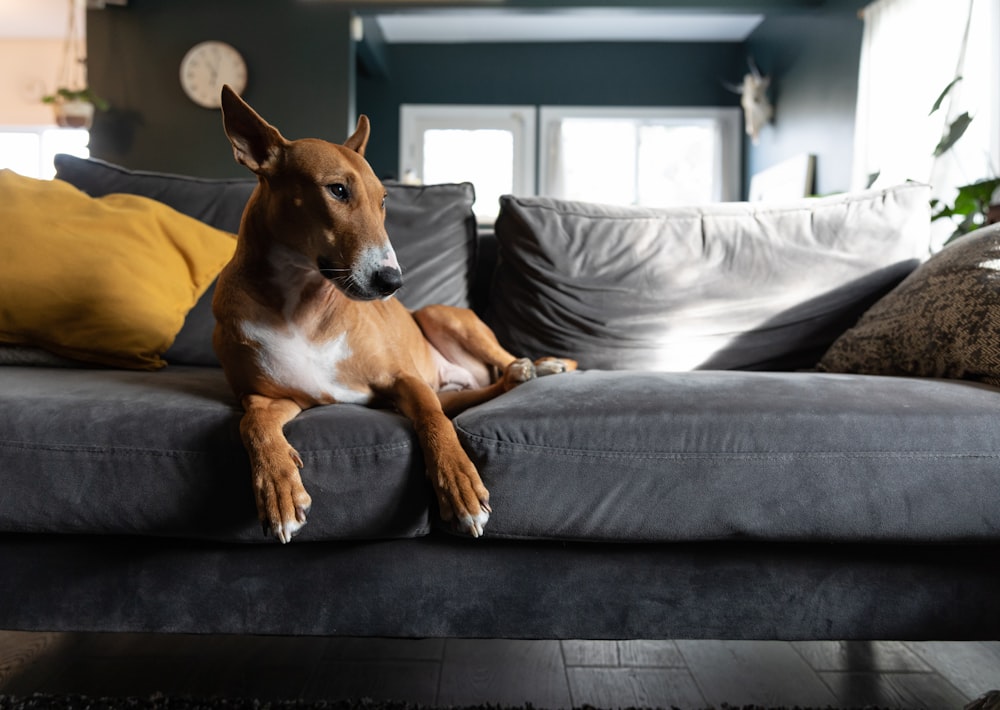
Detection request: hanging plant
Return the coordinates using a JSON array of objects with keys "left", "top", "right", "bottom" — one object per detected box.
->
[
  {"left": 42, "top": 88, "right": 110, "bottom": 129},
  {"left": 42, "top": 87, "right": 110, "bottom": 111},
  {"left": 42, "top": 0, "right": 108, "bottom": 129}
]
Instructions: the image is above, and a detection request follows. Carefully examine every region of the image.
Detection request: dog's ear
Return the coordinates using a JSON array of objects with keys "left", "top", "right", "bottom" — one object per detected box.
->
[
  {"left": 343, "top": 115, "right": 371, "bottom": 158},
  {"left": 220, "top": 85, "right": 286, "bottom": 176}
]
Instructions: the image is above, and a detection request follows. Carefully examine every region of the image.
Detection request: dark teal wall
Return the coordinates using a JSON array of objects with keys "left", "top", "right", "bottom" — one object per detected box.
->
[
  {"left": 84, "top": 1, "right": 865, "bottom": 195},
  {"left": 357, "top": 42, "right": 746, "bottom": 179},
  {"left": 745, "top": 10, "right": 864, "bottom": 195},
  {"left": 86, "top": 0, "right": 355, "bottom": 178}
]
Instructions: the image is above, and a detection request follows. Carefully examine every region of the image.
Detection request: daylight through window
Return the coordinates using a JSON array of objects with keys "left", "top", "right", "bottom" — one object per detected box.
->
[{"left": 400, "top": 104, "right": 740, "bottom": 223}]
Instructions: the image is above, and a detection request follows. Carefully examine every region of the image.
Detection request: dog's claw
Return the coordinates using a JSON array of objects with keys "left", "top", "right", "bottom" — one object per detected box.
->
[{"left": 456, "top": 504, "right": 490, "bottom": 539}]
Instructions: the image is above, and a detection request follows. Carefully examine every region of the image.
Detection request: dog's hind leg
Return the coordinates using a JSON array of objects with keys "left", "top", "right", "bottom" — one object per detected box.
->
[
  {"left": 414, "top": 304, "right": 577, "bottom": 386},
  {"left": 413, "top": 304, "right": 518, "bottom": 374},
  {"left": 239, "top": 394, "right": 312, "bottom": 544}
]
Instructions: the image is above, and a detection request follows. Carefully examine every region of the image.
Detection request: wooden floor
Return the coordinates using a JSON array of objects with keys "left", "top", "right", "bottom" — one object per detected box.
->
[{"left": 1, "top": 632, "right": 997, "bottom": 708}]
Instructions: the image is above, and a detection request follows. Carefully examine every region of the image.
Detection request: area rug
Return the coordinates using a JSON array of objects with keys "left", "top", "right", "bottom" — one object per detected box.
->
[{"left": 0, "top": 694, "right": 914, "bottom": 710}]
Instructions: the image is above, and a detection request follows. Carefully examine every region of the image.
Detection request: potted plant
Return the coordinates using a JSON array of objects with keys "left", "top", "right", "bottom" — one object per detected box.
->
[
  {"left": 931, "top": 177, "right": 1000, "bottom": 244},
  {"left": 926, "top": 78, "right": 1000, "bottom": 244},
  {"left": 42, "top": 87, "right": 110, "bottom": 129}
]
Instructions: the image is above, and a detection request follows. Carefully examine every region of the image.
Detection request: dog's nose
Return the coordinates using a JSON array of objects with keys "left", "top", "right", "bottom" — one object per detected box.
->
[{"left": 372, "top": 266, "right": 402, "bottom": 296}]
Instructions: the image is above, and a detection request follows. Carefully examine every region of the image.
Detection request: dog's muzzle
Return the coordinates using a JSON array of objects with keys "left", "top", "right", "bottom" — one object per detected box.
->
[{"left": 318, "top": 255, "right": 402, "bottom": 300}]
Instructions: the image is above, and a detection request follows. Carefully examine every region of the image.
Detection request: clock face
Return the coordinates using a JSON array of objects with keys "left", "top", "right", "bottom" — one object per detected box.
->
[{"left": 179, "top": 41, "right": 247, "bottom": 109}]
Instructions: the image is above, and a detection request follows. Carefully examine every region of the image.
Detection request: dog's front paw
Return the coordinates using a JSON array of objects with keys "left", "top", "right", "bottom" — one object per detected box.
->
[
  {"left": 254, "top": 447, "right": 312, "bottom": 544},
  {"left": 434, "top": 458, "right": 491, "bottom": 538}
]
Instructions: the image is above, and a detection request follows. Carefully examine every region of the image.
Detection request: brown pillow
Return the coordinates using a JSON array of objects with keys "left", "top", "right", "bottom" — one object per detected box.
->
[{"left": 818, "top": 223, "right": 1000, "bottom": 386}]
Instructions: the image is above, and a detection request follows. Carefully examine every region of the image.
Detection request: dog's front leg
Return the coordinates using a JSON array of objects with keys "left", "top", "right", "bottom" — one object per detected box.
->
[
  {"left": 240, "top": 394, "right": 312, "bottom": 543},
  {"left": 382, "top": 374, "right": 491, "bottom": 537}
]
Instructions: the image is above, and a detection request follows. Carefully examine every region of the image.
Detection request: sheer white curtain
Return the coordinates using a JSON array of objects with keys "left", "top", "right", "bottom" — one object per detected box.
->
[{"left": 852, "top": 0, "right": 973, "bottom": 190}]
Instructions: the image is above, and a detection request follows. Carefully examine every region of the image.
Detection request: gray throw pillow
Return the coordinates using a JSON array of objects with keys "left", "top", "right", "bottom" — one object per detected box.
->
[
  {"left": 818, "top": 223, "right": 1000, "bottom": 386},
  {"left": 53, "top": 153, "right": 255, "bottom": 233},
  {"left": 487, "top": 184, "right": 931, "bottom": 371},
  {"left": 53, "top": 155, "right": 477, "bottom": 366}
]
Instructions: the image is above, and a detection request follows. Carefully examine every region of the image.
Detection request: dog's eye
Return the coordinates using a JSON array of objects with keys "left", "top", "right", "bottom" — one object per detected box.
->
[
  {"left": 327, "top": 183, "right": 350, "bottom": 201},
  {"left": 381, "top": 194, "right": 387, "bottom": 210}
]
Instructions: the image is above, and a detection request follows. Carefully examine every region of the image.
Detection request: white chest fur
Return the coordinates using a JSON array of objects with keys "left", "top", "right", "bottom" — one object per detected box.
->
[{"left": 240, "top": 320, "right": 372, "bottom": 405}]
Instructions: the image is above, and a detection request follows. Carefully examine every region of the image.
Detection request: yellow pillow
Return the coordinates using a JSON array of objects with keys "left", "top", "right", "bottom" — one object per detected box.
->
[{"left": 0, "top": 170, "right": 236, "bottom": 370}]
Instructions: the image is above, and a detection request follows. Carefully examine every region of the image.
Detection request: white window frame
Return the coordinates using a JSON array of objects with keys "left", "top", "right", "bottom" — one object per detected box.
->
[
  {"left": 399, "top": 104, "right": 537, "bottom": 196},
  {"left": 538, "top": 106, "right": 742, "bottom": 204}
]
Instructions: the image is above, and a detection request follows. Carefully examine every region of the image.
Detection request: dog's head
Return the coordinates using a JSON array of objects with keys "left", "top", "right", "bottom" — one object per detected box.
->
[{"left": 220, "top": 85, "right": 400, "bottom": 301}]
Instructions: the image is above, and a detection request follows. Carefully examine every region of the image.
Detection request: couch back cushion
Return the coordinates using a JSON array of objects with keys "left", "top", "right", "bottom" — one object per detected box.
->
[
  {"left": 486, "top": 183, "right": 931, "bottom": 371},
  {"left": 53, "top": 155, "right": 478, "bottom": 366}
]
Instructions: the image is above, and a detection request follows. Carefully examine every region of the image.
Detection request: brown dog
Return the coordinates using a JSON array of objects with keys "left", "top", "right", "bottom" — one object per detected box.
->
[{"left": 212, "top": 86, "right": 575, "bottom": 543}]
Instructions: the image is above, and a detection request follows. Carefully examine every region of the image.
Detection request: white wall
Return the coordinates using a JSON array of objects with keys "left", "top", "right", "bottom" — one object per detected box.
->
[{"left": 0, "top": 39, "right": 64, "bottom": 125}]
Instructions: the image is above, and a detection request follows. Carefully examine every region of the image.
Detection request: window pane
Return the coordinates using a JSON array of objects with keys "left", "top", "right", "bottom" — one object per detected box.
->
[
  {"left": 637, "top": 124, "right": 715, "bottom": 207},
  {"left": 0, "top": 129, "right": 89, "bottom": 179},
  {"left": 423, "top": 128, "right": 514, "bottom": 224},
  {"left": 554, "top": 119, "right": 637, "bottom": 205},
  {"left": 545, "top": 114, "right": 723, "bottom": 207},
  {"left": 0, "top": 132, "right": 42, "bottom": 178}
]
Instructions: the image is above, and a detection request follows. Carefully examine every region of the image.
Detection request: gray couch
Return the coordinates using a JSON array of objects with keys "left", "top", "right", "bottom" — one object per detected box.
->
[{"left": 0, "top": 155, "right": 998, "bottom": 641}]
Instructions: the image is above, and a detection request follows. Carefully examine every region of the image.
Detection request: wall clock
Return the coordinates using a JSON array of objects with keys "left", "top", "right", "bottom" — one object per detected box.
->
[{"left": 179, "top": 41, "right": 248, "bottom": 109}]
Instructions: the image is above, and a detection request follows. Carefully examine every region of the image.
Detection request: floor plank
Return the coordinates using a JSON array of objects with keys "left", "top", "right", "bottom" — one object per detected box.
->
[
  {"left": 0, "top": 631, "right": 63, "bottom": 688},
  {"left": 176, "top": 634, "right": 330, "bottom": 700},
  {"left": 567, "top": 667, "right": 706, "bottom": 708},
  {"left": 618, "top": 640, "right": 686, "bottom": 668},
  {"left": 3, "top": 633, "right": 199, "bottom": 698},
  {"left": 561, "top": 640, "right": 619, "bottom": 667},
  {"left": 906, "top": 641, "right": 1000, "bottom": 701},
  {"left": 320, "top": 637, "right": 445, "bottom": 662},
  {"left": 820, "top": 671, "right": 973, "bottom": 709},
  {"left": 677, "top": 639, "right": 839, "bottom": 708},
  {"left": 301, "top": 660, "right": 441, "bottom": 705},
  {"left": 437, "top": 639, "right": 572, "bottom": 708},
  {"left": 0, "top": 631, "right": 73, "bottom": 695},
  {"left": 792, "top": 640, "right": 932, "bottom": 672},
  {"left": 2, "top": 631, "right": 999, "bottom": 709}
]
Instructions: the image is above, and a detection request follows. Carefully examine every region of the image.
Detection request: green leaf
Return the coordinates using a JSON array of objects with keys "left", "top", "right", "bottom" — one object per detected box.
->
[
  {"left": 955, "top": 177, "right": 1000, "bottom": 210},
  {"left": 930, "top": 76, "right": 962, "bottom": 115},
  {"left": 932, "top": 112, "right": 973, "bottom": 157}
]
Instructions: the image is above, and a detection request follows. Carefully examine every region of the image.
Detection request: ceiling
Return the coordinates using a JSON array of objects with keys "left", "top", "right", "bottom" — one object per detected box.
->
[{"left": 373, "top": 9, "right": 763, "bottom": 43}]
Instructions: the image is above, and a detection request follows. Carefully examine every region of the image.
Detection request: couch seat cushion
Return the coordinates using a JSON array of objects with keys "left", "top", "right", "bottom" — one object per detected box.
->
[
  {"left": 454, "top": 370, "right": 1000, "bottom": 543},
  {"left": 0, "top": 366, "right": 430, "bottom": 542}
]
